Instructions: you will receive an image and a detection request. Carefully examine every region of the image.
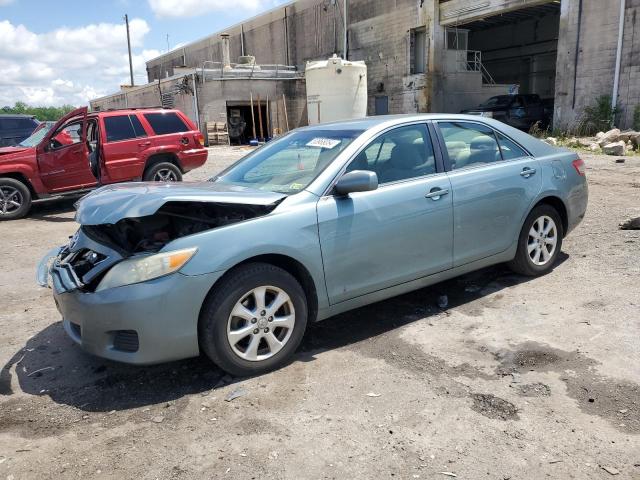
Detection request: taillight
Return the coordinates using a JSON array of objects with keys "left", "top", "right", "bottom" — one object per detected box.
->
[
  {"left": 572, "top": 158, "right": 586, "bottom": 176},
  {"left": 194, "top": 132, "right": 205, "bottom": 146}
]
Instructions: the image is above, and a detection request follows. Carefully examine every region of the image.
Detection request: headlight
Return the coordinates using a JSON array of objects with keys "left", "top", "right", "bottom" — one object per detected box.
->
[{"left": 96, "top": 248, "right": 197, "bottom": 292}]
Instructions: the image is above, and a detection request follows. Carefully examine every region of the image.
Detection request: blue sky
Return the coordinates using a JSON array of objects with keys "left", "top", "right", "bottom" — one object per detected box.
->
[{"left": 0, "top": 0, "right": 288, "bottom": 106}]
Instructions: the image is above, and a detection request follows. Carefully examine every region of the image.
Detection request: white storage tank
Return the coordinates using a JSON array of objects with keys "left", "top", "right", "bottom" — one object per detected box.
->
[{"left": 305, "top": 55, "right": 367, "bottom": 125}]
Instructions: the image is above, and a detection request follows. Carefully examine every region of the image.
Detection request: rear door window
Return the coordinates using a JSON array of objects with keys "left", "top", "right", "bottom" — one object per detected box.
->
[
  {"left": 143, "top": 112, "right": 188, "bottom": 135},
  {"left": 496, "top": 132, "right": 528, "bottom": 160},
  {"left": 129, "top": 114, "right": 147, "bottom": 137},
  {"left": 104, "top": 115, "right": 136, "bottom": 142},
  {"left": 438, "top": 121, "right": 501, "bottom": 170}
]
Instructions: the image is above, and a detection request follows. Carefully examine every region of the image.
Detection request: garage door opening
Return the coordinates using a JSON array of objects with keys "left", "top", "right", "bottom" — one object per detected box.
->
[
  {"left": 226, "top": 102, "right": 269, "bottom": 145},
  {"left": 445, "top": 2, "right": 560, "bottom": 123}
]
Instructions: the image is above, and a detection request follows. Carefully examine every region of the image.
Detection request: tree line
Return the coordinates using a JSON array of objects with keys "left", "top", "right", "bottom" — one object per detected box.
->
[{"left": 1, "top": 102, "right": 78, "bottom": 121}]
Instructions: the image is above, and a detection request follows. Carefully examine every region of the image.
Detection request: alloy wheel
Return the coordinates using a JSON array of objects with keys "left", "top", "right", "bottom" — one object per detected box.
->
[
  {"left": 0, "top": 186, "right": 23, "bottom": 216},
  {"left": 154, "top": 169, "right": 178, "bottom": 182},
  {"left": 226, "top": 286, "right": 296, "bottom": 362},
  {"left": 527, "top": 215, "right": 558, "bottom": 266}
]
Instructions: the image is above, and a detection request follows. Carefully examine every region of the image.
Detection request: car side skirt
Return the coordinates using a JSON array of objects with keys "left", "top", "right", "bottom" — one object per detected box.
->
[{"left": 316, "top": 244, "right": 517, "bottom": 321}]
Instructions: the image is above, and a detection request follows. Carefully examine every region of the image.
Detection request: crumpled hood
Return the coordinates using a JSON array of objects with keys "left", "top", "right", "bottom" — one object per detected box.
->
[
  {"left": 75, "top": 181, "right": 288, "bottom": 225},
  {"left": 0, "top": 145, "right": 33, "bottom": 158}
]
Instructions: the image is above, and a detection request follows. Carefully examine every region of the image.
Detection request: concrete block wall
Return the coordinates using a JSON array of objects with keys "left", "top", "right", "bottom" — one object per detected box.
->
[
  {"left": 616, "top": 0, "right": 640, "bottom": 128},
  {"left": 144, "top": 0, "right": 432, "bottom": 118},
  {"left": 555, "top": 0, "right": 640, "bottom": 130}
]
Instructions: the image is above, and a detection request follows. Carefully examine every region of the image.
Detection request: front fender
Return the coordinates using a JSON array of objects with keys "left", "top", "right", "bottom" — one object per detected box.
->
[
  {"left": 0, "top": 161, "right": 45, "bottom": 194},
  {"left": 164, "top": 194, "right": 329, "bottom": 310}
]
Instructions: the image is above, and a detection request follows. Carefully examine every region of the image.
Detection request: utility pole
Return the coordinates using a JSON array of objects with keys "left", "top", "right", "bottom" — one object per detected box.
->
[
  {"left": 343, "top": 0, "right": 348, "bottom": 60},
  {"left": 124, "top": 14, "right": 135, "bottom": 87}
]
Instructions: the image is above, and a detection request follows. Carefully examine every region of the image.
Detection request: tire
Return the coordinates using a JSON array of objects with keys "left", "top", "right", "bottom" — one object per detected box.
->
[
  {"left": 143, "top": 162, "right": 182, "bottom": 182},
  {"left": 199, "top": 263, "right": 308, "bottom": 376},
  {"left": 508, "top": 204, "right": 564, "bottom": 276},
  {"left": 0, "top": 178, "right": 32, "bottom": 220}
]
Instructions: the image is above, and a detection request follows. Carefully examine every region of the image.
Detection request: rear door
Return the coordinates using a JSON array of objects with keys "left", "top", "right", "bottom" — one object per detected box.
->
[
  {"left": 317, "top": 122, "right": 453, "bottom": 304},
  {"left": 436, "top": 120, "right": 541, "bottom": 267},
  {"left": 36, "top": 107, "right": 96, "bottom": 192},
  {"left": 100, "top": 113, "right": 150, "bottom": 183}
]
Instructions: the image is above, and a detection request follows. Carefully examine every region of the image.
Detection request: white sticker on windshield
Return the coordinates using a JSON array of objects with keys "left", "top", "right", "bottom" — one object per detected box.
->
[{"left": 306, "top": 138, "right": 341, "bottom": 149}]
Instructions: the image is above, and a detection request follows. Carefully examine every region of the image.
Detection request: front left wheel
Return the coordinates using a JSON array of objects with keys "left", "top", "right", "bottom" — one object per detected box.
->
[
  {"left": 199, "top": 263, "right": 308, "bottom": 376},
  {"left": 0, "top": 178, "right": 32, "bottom": 220}
]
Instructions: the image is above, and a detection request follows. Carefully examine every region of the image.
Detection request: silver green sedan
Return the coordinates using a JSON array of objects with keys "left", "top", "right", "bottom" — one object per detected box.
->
[{"left": 37, "top": 114, "right": 588, "bottom": 376}]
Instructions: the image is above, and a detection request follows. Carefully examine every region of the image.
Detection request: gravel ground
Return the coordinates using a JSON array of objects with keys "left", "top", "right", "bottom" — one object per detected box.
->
[{"left": 0, "top": 147, "right": 638, "bottom": 479}]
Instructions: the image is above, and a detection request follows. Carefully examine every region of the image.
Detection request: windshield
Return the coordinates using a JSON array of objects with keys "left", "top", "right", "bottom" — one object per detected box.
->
[
  {"left": 213, "top": 129, "right": 364, "bottom": 194},
  {"left": 480, "top": 96, "right": 512, "bottom": 108},
  {"left": 18, "top": 123, "right": 53, "bottom": 147}
]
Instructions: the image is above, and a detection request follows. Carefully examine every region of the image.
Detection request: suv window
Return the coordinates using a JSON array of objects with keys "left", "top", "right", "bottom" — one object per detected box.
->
[
  {"left": 129, "top": 114, "right": 147, "bottom": 137},
  {"left": 51, "top": 121, "right": 83, "bottom": 149},
  {"left": 439, "top": 121, "right": 500, "bottom": 170},
  {"left": 346, "top": 124, "right": 436, "bottom": 184},
  {"left": 104, "top": 115, "right": 145, "bottom": 142},
  {"left": 0, "top": 117, "right": 37, "bottom": 130},
  {"left": 143, "top": 112, "right": 188, "bottom": 135}
]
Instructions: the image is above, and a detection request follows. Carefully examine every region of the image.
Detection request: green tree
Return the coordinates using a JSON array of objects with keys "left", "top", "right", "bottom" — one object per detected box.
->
[{"left": 1, "top": 102, "right": 78, "bottom": 121}]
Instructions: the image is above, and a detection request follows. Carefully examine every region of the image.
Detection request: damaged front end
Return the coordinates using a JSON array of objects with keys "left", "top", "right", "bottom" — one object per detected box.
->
[
  {"left": 82, "top": 201, "right": 277, "bottom": 256},
  {"left": 39, "top": 192, "right": 285, "bottom": 294}
]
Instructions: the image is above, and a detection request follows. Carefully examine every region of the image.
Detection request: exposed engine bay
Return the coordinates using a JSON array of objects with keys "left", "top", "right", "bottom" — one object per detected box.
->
[{"left": 82, "top": 201, "right": 279, "bottom": 256}]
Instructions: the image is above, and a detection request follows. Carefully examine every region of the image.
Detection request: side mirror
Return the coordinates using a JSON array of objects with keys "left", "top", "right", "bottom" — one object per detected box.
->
[{"left": 334, "top": 170, "right": 378, "bottom": 196}]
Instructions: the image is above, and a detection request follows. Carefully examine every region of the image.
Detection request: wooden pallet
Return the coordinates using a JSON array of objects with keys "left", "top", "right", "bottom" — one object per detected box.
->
[{"left": 206, "top": 122, "right": 229, "bottom": 146}]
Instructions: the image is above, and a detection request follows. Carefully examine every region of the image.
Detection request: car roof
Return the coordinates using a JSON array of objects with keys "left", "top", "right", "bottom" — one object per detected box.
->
[
  {"left": 0, "top": 114, "right": 37, "bottom": 119},
  {"left": 94, "top": 108, "right": 177, "bottom": 118},
  {"left": 297, "top": 113, "right": 518, "bottom": 131}
]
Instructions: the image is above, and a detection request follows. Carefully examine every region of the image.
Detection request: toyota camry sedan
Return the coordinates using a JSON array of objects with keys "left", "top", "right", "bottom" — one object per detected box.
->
[{"left": 37, "top": 114, "right": 588, "bottom": 376}]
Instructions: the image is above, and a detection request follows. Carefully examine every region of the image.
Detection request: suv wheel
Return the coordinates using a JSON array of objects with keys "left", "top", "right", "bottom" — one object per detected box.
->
[
  {"left": 199, "top": 263, "right": 308, "bottom": 376},
  {"left": 0, "top": 178, "right": 32, "bottom": 220},
  {"left": 143, "top": 162, "right": 182, "bottom": 182},
  {"left": 508, "top": 204, "right": 563, "bottom": 276}
]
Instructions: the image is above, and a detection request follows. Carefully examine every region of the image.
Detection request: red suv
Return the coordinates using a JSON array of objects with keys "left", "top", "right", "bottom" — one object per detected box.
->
[{"left": 0, "top": 107, "right": 207, "bottom": 220}]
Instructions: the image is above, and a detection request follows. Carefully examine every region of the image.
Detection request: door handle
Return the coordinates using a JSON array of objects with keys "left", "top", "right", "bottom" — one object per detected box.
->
[
  {"left": 520, "top": 167, "right": 537, "bottom": 178},
  {"left": 425, "top": 188, "right": 450, "bottom": 200}
]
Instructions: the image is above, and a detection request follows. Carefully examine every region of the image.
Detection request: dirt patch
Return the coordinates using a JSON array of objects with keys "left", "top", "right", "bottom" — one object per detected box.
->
[
  {"left": 471, "top": 394, "right": 519, "bottom": 421},
  {"left": 495, "top": 343, "right": 640, "bottom": 434},
  {"left": 516, "top": 383, "right": 551, "bottom": 397}
]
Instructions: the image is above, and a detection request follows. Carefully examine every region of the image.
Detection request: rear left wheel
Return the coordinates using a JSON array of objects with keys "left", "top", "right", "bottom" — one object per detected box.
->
[
  {"left": 199, "top": 263, "right": 308, "bottom": 376},
  {"left": 143, "top": 162, "right": 182, "bottom": 182},
  {"left": 508, "top": 204, "right": 563, "bottom": 276}
]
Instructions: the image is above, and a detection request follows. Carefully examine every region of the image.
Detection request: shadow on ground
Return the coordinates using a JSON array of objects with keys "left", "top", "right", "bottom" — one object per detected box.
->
[
  {"left": 28, "top": 197, "right": 79, "bottom": 223},
  {"left": 0, "top": 257, "right": 566, "bottom": 413}
]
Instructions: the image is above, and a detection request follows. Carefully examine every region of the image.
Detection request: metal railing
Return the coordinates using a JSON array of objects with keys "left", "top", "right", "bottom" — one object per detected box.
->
[
  {"left": 200, "top": 61, "right": 300, "bottom": 83},
  {"left": 456, "top": 50, "right": 496, "bottom": 85}
]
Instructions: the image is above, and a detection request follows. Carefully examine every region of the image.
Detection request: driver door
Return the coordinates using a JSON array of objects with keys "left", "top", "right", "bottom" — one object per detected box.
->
[
  {"left": 317, "top": 123, "right": 454, "bottom": 305},
  {"left": 37, "top": 107, "right": 97, "bottom": 192}
]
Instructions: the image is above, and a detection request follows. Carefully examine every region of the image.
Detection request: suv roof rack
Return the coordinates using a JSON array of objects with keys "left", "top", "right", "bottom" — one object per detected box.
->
[{"left": 102, "top": 106, "right": 169, "bottom": 112}]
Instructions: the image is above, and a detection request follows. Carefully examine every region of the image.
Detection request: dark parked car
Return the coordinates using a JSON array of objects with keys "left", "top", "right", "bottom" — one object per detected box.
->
[
  {"left": 0, "top": 114, "right": 39, "bottom": 147},
  {"left": 0, "top": 107, "right": 207, "bottom": 220},
  {"left": 462, "top": 94, "right": 547, "bottom": 130}
]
